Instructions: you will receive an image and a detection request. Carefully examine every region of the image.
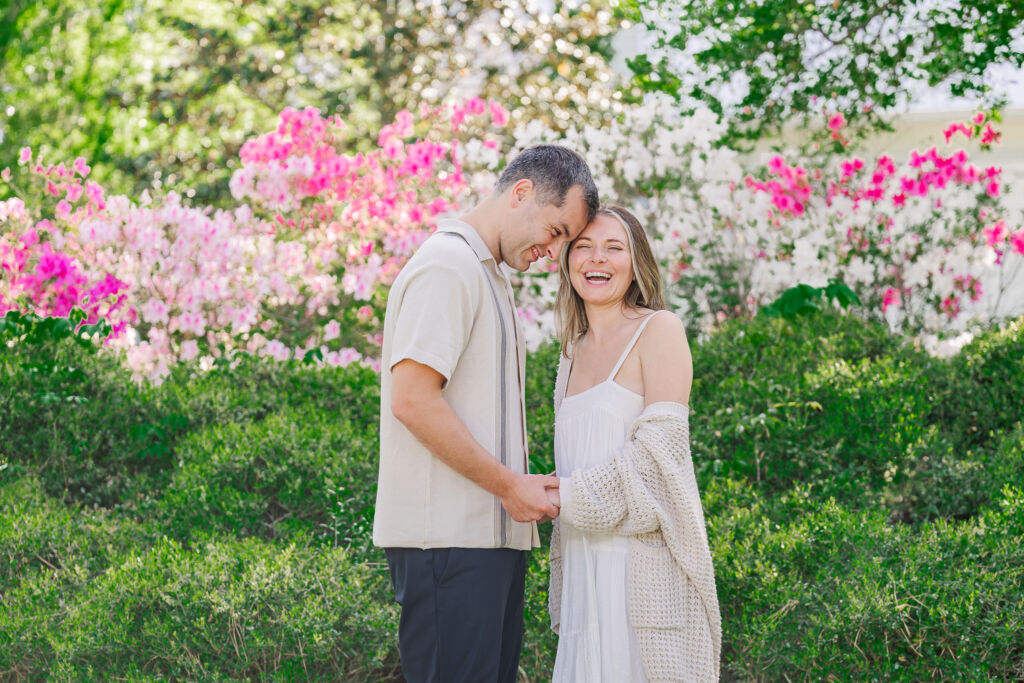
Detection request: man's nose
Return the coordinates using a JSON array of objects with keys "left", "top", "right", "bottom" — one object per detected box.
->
[{"left": 546, "top": 240, "right": 564, "bottom": 260}]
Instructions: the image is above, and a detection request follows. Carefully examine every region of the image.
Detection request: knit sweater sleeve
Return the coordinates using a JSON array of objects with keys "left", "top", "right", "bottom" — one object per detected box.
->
[{"left": 558, "top": 402, "right": 688, "bottom": 535}]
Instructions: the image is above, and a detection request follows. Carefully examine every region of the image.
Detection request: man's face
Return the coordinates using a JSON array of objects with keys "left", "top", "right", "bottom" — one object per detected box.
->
[{"left": 499, "top": 183, "right": 589, "bottom": 272}]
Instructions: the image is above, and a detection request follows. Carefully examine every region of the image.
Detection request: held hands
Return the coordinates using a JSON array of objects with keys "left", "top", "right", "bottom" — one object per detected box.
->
[
  {"left": 538, "top": 485, "right": 561, "bottom": 524},
  {"left": 501, "top": 473, "right": 561, "bottom": 523}
]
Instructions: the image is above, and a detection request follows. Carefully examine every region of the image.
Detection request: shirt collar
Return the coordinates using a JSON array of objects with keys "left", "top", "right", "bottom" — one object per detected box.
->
[{"left": 436, "top": 217, "right": 496, "bottom": 264}]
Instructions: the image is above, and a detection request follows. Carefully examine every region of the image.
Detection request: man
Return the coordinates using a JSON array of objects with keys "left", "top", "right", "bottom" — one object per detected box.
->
[{"left": 373, "top": 145, "right": 599, "bottom": 682}]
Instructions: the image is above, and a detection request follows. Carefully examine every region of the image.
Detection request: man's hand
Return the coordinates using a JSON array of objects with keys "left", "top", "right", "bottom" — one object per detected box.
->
[{"left": 500, "top": 473, "right": 560, "bottom": 522}]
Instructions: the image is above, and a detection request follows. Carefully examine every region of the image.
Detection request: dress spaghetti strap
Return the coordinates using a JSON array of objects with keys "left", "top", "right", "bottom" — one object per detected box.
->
[{"left": 605, "top": 310, "right": 669, "bottom": 382}]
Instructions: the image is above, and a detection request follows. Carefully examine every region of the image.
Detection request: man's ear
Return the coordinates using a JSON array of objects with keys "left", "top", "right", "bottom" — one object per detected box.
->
[{"left": 510, "top": 178, "right": 534, "bottom": 208}]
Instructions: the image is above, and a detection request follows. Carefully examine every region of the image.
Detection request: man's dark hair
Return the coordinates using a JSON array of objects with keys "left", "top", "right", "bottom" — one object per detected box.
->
[{"left": 495, "top": 145, "right": 599, "bottom": 223}]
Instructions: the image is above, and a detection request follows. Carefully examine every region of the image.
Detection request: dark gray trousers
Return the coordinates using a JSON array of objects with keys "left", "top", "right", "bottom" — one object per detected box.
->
[{"left": 384, "top": 547, "right": 527, "bottom": 683}]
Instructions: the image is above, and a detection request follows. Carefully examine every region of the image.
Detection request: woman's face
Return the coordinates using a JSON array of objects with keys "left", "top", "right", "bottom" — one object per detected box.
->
[{"left": 567, "top": 214, "right": 634, "bottom": 307}]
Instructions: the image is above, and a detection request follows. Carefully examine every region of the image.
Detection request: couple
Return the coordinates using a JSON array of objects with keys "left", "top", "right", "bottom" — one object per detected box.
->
[{"left": 373, "top": 145, "right": 721, "bottom": 682}]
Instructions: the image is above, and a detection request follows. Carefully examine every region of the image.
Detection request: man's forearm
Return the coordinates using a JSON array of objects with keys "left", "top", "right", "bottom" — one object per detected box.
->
[
  {"left": 390, "top": 358, "right": 558, "bottom": 522},
  {"left": 394, "top": 389, "right": 515, "bottom": 498}
]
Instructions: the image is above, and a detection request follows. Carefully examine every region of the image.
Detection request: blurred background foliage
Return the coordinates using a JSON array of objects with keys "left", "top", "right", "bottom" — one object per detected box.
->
[
  {"left": 622, "top": 0, "right": 1024, "bottom": 143},
  {"left": 0, "top": 0, "right": 627, "bottom": 205}
]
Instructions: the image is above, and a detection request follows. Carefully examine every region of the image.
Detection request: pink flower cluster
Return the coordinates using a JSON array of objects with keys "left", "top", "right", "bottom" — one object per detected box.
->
[
  {"left": 746, "top": 155, "right": 813, "bottom": 218},
  {"left": 943, "top": 112, "right": 1002, "bottom": 149},
  {"left": 1, "top": 150, "right": 127, "bottom": 328},
  {"left": 825, "top": 144, "right": 1001, "bottom": 211},
  {"left": 2, "top": 99, "right": 510, "bottom": 382},
  {"left": 741, "top": 113, "right": 1021, "bottom": 324},
  {"left": 231, "top": 99, "right": 508, "bottom": 304}
]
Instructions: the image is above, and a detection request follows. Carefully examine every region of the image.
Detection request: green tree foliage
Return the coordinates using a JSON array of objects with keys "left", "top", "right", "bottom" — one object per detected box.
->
[
  {"left": 1, "top": 0, "right": 625, "bottom": 204},
  {"left": 624, "top": 0, "right": 1024, "bottom": 141}
]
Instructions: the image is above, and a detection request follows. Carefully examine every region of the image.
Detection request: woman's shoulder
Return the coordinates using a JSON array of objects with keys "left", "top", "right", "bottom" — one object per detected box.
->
[
  {"left": 636, "top": 309, "right": 689, "bottom": 360},
  {"left": 639, "top": 309, "right": 686, "bottom": 340},
  {"left": 636, "top": 309, "right": 693, "bottom": 404}
]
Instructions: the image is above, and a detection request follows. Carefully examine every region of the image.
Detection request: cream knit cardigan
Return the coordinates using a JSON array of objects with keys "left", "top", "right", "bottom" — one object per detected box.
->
[{"left": 550, "top": 356, "right": 722, "bottom": 682}]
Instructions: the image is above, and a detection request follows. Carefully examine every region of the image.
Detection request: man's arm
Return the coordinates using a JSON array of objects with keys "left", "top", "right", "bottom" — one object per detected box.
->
[{"left": 391, "top": 358, "right": 559, "bottom": 522}]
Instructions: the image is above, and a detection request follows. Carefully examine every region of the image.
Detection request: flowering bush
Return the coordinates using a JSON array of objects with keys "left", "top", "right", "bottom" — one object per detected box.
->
[
  {"left": 0, "top": 156, "right": 128, "bottom": 329},
  {"left": 2, "top": 100, "right": 509, "bottom": 381},
  {"left": 512, "top": 97, "right": 1024, "bottom": 353},
  {"left": 4, "top": 93, "right": 1021, "bottom": 381}
]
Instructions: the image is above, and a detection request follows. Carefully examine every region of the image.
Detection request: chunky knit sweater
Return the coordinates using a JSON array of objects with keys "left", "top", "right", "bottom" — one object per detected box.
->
[{"left": 550, "top": 360, "right": 722, "bottom": 681}]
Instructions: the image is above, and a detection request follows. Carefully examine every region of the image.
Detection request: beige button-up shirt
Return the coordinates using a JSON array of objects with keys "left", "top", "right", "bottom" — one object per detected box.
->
[{"left": 373, "top": 218, "right": 539, "bottom": 550}]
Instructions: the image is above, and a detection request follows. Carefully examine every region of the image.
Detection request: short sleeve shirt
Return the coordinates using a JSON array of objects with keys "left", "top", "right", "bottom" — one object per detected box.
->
[{"left": 372, "top": 218, "right": 538, "bottom": 550}]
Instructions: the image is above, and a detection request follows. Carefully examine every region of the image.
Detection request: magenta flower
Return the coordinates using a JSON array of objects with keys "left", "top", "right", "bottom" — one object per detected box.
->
[
  {"left": 1010, "top": 228, "right": 1024, "bottom": 256},
  {"left": 55, "top": 200, "right": 72, "bottom": 220},
  {"left": 882, "top": 287, "right": 900, "bottom": 312},
  {"left": 983, "top": 221, "right": 1007, "bottom": 247},
  {"left": 490, "top": 101, "right": 510, "bottom": 127}
]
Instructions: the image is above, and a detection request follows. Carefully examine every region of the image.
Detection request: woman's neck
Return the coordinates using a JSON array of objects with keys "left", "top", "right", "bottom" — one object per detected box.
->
[{"left": 583, "top": 302, "right": 640, "bottom": 343}]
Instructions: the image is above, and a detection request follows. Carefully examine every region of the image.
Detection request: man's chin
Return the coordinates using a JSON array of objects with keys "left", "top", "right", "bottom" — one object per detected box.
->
[{"left": 506, "top": 255, "right": 532, "bottom": 272}]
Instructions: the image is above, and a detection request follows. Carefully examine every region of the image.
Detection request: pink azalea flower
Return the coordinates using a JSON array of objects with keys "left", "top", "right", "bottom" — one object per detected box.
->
[
  {"left": 490, "top": 101, "right": 510, "bottom": 127},
  {"left": 980, "top": 124, "right": 1001, "bottom": 146},
  {"left": 18, "top": 147, "right": 31, "bottom": 163},
  {"left": 179, "top": 339, "right": 200, "bottom": 361},
  {"left": 940, "top": 295, "right": 961, "bottom": 319},
  {"left": 882, "top": 287, "right": 900, "bottom": 312},
  {"left": 1010, "top": 228, "right": 1024, "bottom": 256},
  {"left": 827, "top": 113, "right": 845, "bottom": 133},
  {"left": 983, "top": 221, "right": 1007, "bottom": 247}
]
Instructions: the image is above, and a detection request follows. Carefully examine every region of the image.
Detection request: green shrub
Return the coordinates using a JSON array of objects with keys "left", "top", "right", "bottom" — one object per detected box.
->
[
  {"left": 882, "top": 421, "right": 1024, "bottom": 522},
  {"left": 525, "top": 340, "right": 560, "bottom": 475},
  {"left": 692, "top": 312, "right": 937, "bottom": 495},
  {"left": 4, "top": 309, "right": 1023, "bottom": 681},
  {"left": 935, "top": 317, "right": 1024, "bottom": 451},
  {"left": 0, "top": 338, "right": 170, "bottom": 507},
  {"left": 0, "top": 476, "right": 151, "bottom": 587},
  {"left": 710, "top": 483, "right": 1024, "bottom": 681},
  {"left": 0, "top": 337, "right": 380, "bottom": 510},
  {"left": 158, "top": 406, "right": 379, "bottom": 548},
  {"left": 157, "top": 354, "right": 381, "bottom": 436},
  {"left": 0, "top": 535, "right": 401, "bottom": 681}
]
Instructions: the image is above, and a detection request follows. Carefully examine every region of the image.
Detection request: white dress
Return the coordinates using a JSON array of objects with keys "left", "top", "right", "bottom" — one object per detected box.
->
[{"left": 552, "top": 314, "right": 662, "bottom": 683}]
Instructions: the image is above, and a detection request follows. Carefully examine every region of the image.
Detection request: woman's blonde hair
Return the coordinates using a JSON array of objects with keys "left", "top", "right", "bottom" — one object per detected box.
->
[{"left": 555, "top": 205, "right": 666, "bottom": 356}]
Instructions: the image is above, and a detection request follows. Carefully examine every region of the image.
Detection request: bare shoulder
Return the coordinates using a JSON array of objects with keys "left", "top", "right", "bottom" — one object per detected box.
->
[
  {"left": 639, "top": 310, "right": 689, "bottom": 352},
  {"left": 638, "top": 310, "right": 692, "bottom": 406}
]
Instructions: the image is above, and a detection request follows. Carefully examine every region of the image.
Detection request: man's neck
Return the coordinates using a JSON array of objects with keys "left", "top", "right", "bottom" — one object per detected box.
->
[{"left": 461, "top": 196, "right": 503, "bottom": 264}]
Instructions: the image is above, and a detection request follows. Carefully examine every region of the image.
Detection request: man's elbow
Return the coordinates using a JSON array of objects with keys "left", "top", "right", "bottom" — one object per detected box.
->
[
  {"left": 390, "top": 360, "right": 445, "bottom": 427},
  {"left": 391, "top": 391, "right": 418, "bottom": 427}
]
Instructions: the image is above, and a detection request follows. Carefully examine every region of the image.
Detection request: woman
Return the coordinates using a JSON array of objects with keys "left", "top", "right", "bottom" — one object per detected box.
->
[{"left": 547, "top": 206, "right": 721, "bottom": 682}]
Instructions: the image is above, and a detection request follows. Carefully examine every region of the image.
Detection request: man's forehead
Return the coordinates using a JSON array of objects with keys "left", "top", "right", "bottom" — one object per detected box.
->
[{"left": 557, "top": 186, "right": 590, "bottom": 235}]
